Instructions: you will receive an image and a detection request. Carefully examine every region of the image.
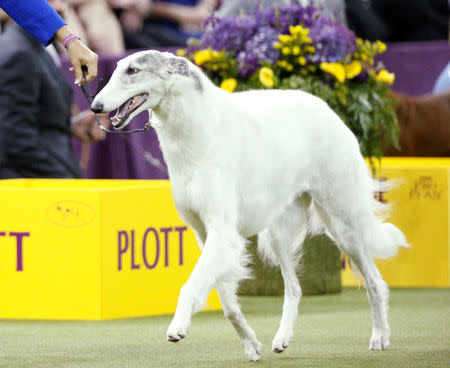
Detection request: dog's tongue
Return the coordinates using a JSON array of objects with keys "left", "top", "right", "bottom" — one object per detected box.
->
[{"left": 116, "top": 98, "right": 133, "bottom": 118}]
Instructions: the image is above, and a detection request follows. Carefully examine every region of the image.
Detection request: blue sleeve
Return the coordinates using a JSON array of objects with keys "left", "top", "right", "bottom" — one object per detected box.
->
[{"left": 0, "top": 0, "right": 66, "bottom": 45}]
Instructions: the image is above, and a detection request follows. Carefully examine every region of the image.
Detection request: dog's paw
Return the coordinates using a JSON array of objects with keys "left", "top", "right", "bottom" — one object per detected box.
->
[
  {"left": 166, "top": 323, "right": 188, "bottom": 343},
  {"left": 369, "top": 329, "right": 390, "bottom": 351},
  {"left": 271, "top": 329, "right": 293, "bottom": 353},
  {"left": 167, "top": 330, "right": 186, "bottom": 342},
  {"left": 242, "top": 339, "right": 263, "bottom": 361}
]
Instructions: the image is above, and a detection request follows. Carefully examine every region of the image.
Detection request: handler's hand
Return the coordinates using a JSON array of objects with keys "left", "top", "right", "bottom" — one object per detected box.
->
[
  {"left": 67, "top": 40, "right": 98, "bottom": 85},
  {"left": 71, "top": 110, "right": 108, "bottom": 143}
]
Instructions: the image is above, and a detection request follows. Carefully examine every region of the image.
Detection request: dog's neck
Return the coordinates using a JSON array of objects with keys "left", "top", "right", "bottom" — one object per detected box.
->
[{"left": 152, "top": 81, "right": 218, "bottom": 172}]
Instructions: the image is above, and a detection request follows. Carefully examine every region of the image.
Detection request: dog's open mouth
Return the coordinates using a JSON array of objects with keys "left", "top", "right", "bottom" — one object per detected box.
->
[{"left": 111, "top": 93, "right": 149, "bottom": 129}]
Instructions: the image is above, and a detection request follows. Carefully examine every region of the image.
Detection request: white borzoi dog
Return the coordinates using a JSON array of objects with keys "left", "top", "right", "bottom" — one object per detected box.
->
[{"left": 91, "top": 50, "right": 409, "bottom": 361}]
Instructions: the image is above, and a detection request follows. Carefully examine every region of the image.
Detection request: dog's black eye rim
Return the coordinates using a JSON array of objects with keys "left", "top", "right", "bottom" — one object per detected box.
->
[{"left": 126, "top": 66, "right": 139, "bottom": 75}]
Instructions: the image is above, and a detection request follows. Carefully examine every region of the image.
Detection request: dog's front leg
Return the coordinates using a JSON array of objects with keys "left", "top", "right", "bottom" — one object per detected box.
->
[{"left": 167, "top": 227, "right": 247, "bottom": 342}]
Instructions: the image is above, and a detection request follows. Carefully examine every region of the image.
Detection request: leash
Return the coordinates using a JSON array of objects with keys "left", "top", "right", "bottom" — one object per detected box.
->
[
  {"left": 78, "top": 75, "right": 168, "bottom": 175},
  {"left": 79, "top": 75, "right": 152, "bottom": 134}
]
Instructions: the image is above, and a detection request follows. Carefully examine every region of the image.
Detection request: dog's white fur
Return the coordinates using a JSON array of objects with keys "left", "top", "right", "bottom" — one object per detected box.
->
[{"left": 93, "top": 50, "right": 409, "bottom": 361}]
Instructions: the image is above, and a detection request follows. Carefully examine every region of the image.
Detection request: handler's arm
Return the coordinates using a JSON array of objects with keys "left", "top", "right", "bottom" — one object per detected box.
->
[
  {"left": 0, "top": 0, "right": 98, "bottom": 84},
  {"left": 0, "top": 0, "right": 65, "bottom": 45}
]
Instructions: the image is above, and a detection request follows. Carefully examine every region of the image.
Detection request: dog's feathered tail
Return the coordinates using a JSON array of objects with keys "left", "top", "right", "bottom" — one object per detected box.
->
[
  {"left": 257, "top": 178, "right": 409, "bottom": 275},
  {"left": 307, "top": 177, "right": 409, "bottom": 260},
  {"left": 368, "top": 178, "right": 410, "bottom": 259}
]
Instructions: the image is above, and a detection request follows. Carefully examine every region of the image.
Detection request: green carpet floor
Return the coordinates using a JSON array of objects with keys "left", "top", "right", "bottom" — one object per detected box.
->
[{"left": 0, "top": 289, "right": 448, "bottom": 368}]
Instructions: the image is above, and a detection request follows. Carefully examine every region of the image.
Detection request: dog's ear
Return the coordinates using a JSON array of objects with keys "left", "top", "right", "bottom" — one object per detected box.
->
[
  {"left": 168, "top": 57, "right": 192, "bottom": 77},
  {"left": 167, "top": 56, "right": 204, "bottom": 92}
]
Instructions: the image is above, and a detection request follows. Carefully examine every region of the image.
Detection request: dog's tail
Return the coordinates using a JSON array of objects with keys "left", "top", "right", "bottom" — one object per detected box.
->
[
  {"left": 369, "top": 178, "right": 410, "bottom": 259},
  {"left": 307, "top": 178, "right": 409, "bottom": 260}
]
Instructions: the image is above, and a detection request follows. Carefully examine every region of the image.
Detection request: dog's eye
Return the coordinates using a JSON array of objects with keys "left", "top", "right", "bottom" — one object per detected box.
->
[{"left": 126, "top": 67, "right": 139, "bottom": 75}]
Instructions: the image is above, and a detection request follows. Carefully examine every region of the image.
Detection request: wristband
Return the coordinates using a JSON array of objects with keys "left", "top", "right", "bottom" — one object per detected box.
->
[{"left": 62, "top": 34, "right": 81, "bottom": 49}]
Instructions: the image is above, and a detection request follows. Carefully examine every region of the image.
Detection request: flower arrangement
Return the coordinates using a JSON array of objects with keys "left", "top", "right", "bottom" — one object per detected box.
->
[{"left": 181, "top": 3, "right": 399, "bottom": 161}]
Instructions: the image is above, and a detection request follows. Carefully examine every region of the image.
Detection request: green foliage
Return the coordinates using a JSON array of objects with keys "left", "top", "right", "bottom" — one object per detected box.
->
[{"left": 239, "top": 235, "right": 341, "bottom": 296}]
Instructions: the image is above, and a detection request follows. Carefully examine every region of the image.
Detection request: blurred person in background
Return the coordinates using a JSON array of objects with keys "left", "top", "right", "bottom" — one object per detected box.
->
[
  {"left": 0, "top": 0, "right": 107, "bottom": 179},
  {"left": 346, "top": 0, "right": 449, "bottom": 42},
  {"left": 117, "top": 0, "right": 218, "bottom": 48},
  {"left": 66, "top": 0, "right": 126, "bottom": 53},
  {"left": 217, "top": 0, "right": 347, "bottom": 25},
  {"left": 107, "top": 0, "right": 154, "bottom": 48},
  {"left": 216, "top": 0, "right": 292, "bottom": 17},
  {"left": 0, "top": 0, "right": 98, "bottom": 84},
  {"left": 108, "top": 0, "right": 152, "bottom": 34}
]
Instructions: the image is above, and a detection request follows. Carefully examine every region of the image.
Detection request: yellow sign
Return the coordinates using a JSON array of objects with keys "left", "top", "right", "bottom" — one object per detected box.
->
[
  {"left": 0, "top": 179, "right": 221, "bottom": 320},
  {"left": 342, "top": 158, "right": 450, "bottom": 287}
]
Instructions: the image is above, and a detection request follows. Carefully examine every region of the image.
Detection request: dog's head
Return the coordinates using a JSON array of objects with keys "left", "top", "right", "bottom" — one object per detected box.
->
[{"left": 91, "top": 50, "right": 202, "bottom": 130}]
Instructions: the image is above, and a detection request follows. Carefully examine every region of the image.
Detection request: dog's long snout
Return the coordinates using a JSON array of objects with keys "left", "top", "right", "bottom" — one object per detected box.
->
[{"left": 90, "top": 102, "right": 104, "bottom": 113}]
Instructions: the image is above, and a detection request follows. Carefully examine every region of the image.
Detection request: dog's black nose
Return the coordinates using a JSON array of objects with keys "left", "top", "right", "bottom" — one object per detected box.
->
[{"left": 90, "top": 102, "right": 104, "bottom": 113}]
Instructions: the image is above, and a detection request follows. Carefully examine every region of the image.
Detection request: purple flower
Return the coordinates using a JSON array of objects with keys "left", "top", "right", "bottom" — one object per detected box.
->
[
  {"left": 256, "top": 4, "right": 316, "bottom": 32},
  {"left": 196, "top": 4, "right": 319, "bottom": 58},
  {"left": 309, "top": 15, "right": 356, "bottom": 63},
  {"left": 354, "top": 69, "right": 369, "bottom": 82},
  {"left": 199, "top": 16, "right": 257, "bottom": 56},
  {"left": 236, "top": 26, "right": 280, "bottom": 77},
  {"left": 190, "top": 3, "right": 358, "bottom": 77}
]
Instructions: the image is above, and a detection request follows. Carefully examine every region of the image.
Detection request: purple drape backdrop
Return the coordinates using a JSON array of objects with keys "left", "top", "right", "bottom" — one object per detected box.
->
[
  {"left": 63, "top": 41, "right": 450, "bottom": 179},
  {"left": 379, "top": 41, "right": 449, "bottom": 96}
]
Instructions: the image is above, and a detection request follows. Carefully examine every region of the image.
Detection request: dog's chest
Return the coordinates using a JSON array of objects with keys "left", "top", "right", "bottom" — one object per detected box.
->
[
  {"left": 170, "top": 174, "right": 207, "bottom": 213},
  {"left": 170, "top": 168, "right": 234, "bottom": 220}
]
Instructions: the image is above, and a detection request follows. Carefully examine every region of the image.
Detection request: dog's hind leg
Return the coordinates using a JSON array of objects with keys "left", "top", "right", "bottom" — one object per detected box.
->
[
  {"left": 258, "top": 194, "right": 311, "bottom": 353},
  {"left": 167, "top": 226, "right": 248, "bottom": 344},
  {"left": 313, "top": 200, "right": 394, "bottom": 351},
  {"left": 352, "top": 250, "right": 391, "bottom": 350},
  {"left": 216, "top": 281, "right": 262, "bottom": 361}
]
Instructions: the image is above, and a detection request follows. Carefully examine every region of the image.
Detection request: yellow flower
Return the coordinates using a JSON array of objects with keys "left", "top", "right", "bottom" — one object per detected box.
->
[
  {"left": 320, "top": 62, "right": 346, "bottom": 83},
  {"left": 289, "top": 25, "right": 302, "bottom": 35},
  {"left": 292, "top": 45, "right": 301, "bottom": 55},
  {"left": 279, "top": 34, "right": 293, "bottom": 43},
  {"left": 376, "top": 69, "right": 395, "bottom": 84},
  {"left": 303, "top": 36, "right": 312, "bottom": 44},
  {"left": 305, "top": 45, "right": 315, "bottom": 53},
  {"left": 194, "top": 49, "right": 213, "bottom": 66},
  {"left": 220, "top": 78, "right": 237, "bottom": 93},
  {"left": 259, "top": 67, "right": 274, "bottom": 88},
  {"left": 345, "top": 61, "right": 362, "bottom": 79},
  {"left": 282, "top": 46, "right": 291, "bottom": 55},
  {"left": 177, "top": 49, "right": 186, "bottom": 57},
  {"left": 277, "top": 60, "right": 293, "bottom": 71},
  {"left": 376, "top": 40, "right": 387, "bottom": 53},
  {"left": 298, "top": 56, "right": 306, "bottom": 65},
  {"left": 292, "top": 25, "right": 309, "bottom": 36},
  {"left": 273, "top": 42, "right": 283, "bottom": 49}
]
